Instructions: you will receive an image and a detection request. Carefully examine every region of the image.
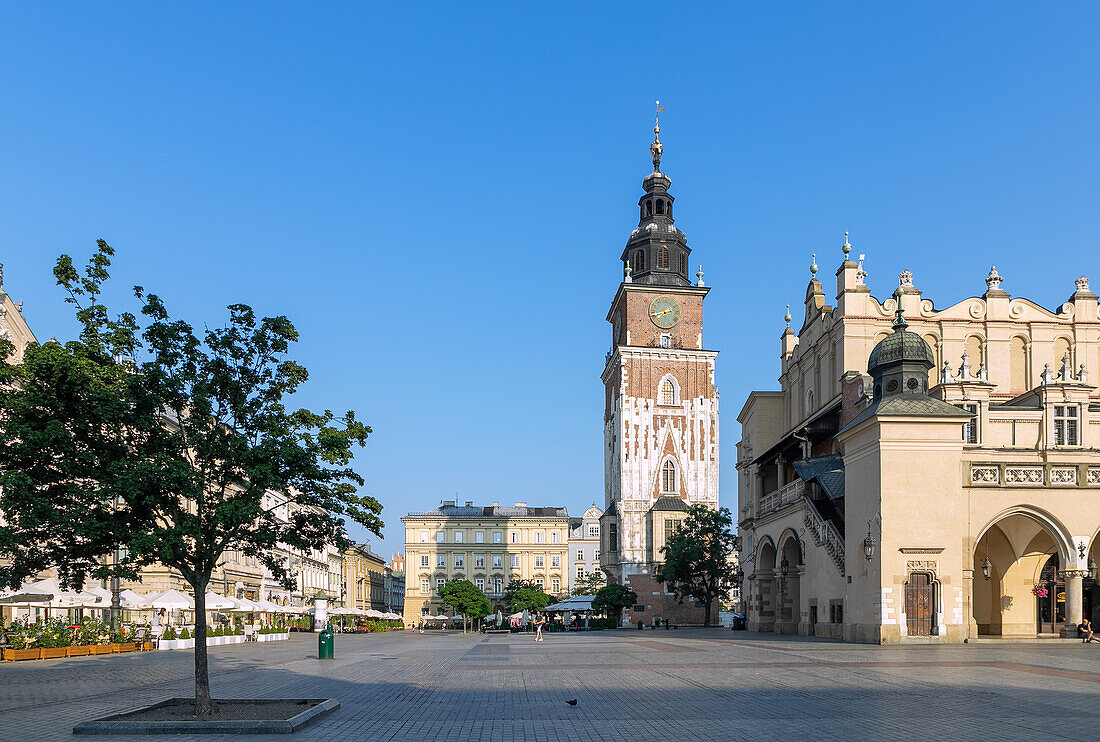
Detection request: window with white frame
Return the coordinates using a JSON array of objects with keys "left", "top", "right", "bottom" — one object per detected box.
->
[
  {"left": 420, "top": 555, "right": 429, "bottom": 568},
  {"left": 576, "top": 549, "right": 584, "bottom": 561},
  {"left": 436, "top": 578, "right": 445, "bottom": 592},
  {"left": 959, "top": 404, "right": 978, "bottom": 444},
  {"left": 494, "top": 578, "right": 503, "bottom": 594},
  {"left": 577, "top": 565, "right": 585, "bottom": 579},
  {"left": 551, "top": 531, "right": 559, "bottom": 544},
  {"left": 436, "top": 555, "right": 445, "bottom": 568},
  {"left": 535, "top": 531, "right": 543, "bottom": 544},
  {"left": 587, "top": 524, "right": 599, "bottom": 538},
  {"left": 535, "top": 555, "right": 544, "bottom": 568},
  {"left": 511, "top": 532, "right": 519, "bottom": 543},
  {"left": 551, "top": 555, "right": 560, "bottom": 567},
  {"left": 594, "top": 549, "right": 599, "bottom": 560},
  {"left": 493, "top": 555, "right": 502, "bottom": 568},
  {"left": 1054, "top": 405, "right": 1079, "bottom": 445},
  {"left": 476, "top": 531, "right": 484, "bottom": 543},
  {"left": 511, "top": 555, "right": 520, "bottom": 568},
  {"left": 419, "top": 530, "right": 429, "bottom": 543},
  {"left": 535, "top": 578, "right": 544, "bottom": 589},
  {"left": 454, "top": 554, "right": 464, "bottom": 567},
  {"left": 475, "top": 555, "right": 484, "bottom": 568},
  {"left": 475, "top": 578, "right": 485, "bottom": 591},
  {"left": 661, "top": 459, "right": 678, "bottom": 493},
  {"left": 420, "top": 578, "right": 429, "bottom": 594},
  {"left": 552, "top": 578, "right": 561, "bottom": 593},
  {"left": 660, "top": 377, "right": 676, "bottom": 405},
  {"left": 436, "top": 531, "right": 444, "bottom": 543},
  {"left": 493, "top": 532, "right": 502, "bottom": 543},
  {"left": 454, "top": 531, "right": 463, "bottom": 543}
]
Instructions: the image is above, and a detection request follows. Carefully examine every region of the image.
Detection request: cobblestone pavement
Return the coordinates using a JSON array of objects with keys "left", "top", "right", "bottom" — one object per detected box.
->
[{"left": 1, "top": 630, "right": 1098, "bottom": 741}]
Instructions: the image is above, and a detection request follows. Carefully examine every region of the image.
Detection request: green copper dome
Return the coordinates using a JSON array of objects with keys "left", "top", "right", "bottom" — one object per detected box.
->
[{"left": 867, "top": 327, "right": 935, "bottom": 373}]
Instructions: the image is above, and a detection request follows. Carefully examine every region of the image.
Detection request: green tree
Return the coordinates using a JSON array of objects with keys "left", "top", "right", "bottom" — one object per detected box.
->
[
  {"left": 507, "top": 585, "right": 552, "bottom": 613},
  {"left": 592, "top": 583, "right": 637, "bottom": 626},
  {"left": 501, "top": 578, "right": 539, "bottom": 606},
  {"left": 655, "top": 504, "right": 738, "bottom": 627},
  {"left": 572, "top": 570, "right": 606, "bottom": 596},
  {"left": 438, "top": 579, "right": 491, "bottom": 633},
  {"left": 0, "top": 243, "right": 382, "bottom": 717}
]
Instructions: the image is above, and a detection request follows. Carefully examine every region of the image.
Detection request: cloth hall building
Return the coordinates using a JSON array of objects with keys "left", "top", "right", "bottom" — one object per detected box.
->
[{"left": 737, "top": 243, "right": 1100, "bottom": 643}]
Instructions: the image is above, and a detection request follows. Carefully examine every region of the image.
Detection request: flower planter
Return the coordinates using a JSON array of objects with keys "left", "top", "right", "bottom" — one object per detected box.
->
[
  {"left": 40, "top": 647, "right": 69, "bottom": 659},
  {"left": 68, "top": 645, "right": 91, "bottom": 657},
  {"left": 256, "top": 631, "right": 290, "bottom": 642},
  {"left": 90, "top": 644, "right": 114, "bottom": 655},
  {"left": 4, "top": 648, "right": 42, "bottom": 661},
  {"left": 141, "top": 641, "right": 155, "bottom": 652},
  {"left": 157, "top": 638, "right": 195, "bottom": 651}
]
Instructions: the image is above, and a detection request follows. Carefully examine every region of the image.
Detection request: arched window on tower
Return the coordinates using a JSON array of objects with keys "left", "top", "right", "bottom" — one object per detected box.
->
[
  {"left": 632, "top": 250, "right": 645, "bottom": 272},
  {"left": 646, "top": 200, "right": 653, "bottom": 216},
  {"left": 660, "top": 377, "right": 676, "bottom": 405},
  {"left": 657, "top": 247, "right": 669, "bottom": 269},
  {"left": 661, "top": 459, "right": 678, "bottom": 494},
  {"left": 679, "top": 253, "right": 687, "bottom": 275},
  {"left": 656, "top": 199, "right": 665, "bottom": 215}
]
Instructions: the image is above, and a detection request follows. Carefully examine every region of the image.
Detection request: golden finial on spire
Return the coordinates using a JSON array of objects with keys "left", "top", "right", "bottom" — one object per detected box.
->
[{"left": 650, "top": 99, "right": 665, "bottom": 172}]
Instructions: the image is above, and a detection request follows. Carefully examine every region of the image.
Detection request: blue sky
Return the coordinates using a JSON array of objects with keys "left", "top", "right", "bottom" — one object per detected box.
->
[{"left": 2, "top": 4, "right": 1098, "bottom": 559}]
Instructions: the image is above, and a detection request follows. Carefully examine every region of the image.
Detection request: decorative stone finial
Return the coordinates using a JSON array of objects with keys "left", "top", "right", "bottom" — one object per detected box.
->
[
  {"left": 1076, "top": 275, "right": 1090, "bottom": 292},
  {"left": 1079, "top": 363, "right": 1088, "bottom": 384},
  {"left": 959, "top": 351, "right": 971, "bottom": 379},
  {"left": 624, "top": 260, "right": 632, "bottom": 283},
  {"left": 1041, "top": 363, "right": 1054, "bottom": 385},
  {"left": 810, "top": 253, "right": 818, "bottom": 279},
  {"left": 856, "top": 253, "right": 867, "bottom": 286},
  {"left": 650, "top": 100, "right": 664, "bottom": 172},
  {"left": 892, "top": 287, "right": 907, "bottom": 330},
  {"left": 941, "top": 360, "right": 955, "bottom": 385},
  {"left": 842, "top": 231, "right": 851, "bottom": 258},
  {"left": 696, "top": 265, "right": 705, "bottom": 287},
  {"left": 899, "top": 269, "right": 914, "bottom": 288},
  {"left": 986, "top": 266, "right": 1003, "bottom": 291},
  {"left": 784, "top": 304, "right": 792, "bottom": 328},
  {"left": 1060, "top": 353, "right": 1072, "bottom": 382}
]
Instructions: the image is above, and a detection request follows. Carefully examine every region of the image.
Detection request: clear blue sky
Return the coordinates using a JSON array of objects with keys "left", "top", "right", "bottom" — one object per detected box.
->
[{"left": 2, "top": 4, "right": 1098, "bottom": 559}]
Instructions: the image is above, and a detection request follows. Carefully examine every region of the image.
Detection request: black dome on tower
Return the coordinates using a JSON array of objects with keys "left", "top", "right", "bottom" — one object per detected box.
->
[{"left": 619, "top": 111, "right": 693, "bottom": 287}]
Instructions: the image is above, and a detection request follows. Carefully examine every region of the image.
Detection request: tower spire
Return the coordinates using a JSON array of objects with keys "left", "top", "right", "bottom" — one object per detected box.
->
[{"left": 650, "top": 100, "right": 664, "bottom": 172}]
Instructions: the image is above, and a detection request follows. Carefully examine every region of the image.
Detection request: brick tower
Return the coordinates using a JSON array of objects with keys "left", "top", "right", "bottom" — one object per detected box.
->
[{"left": 598, "top": 112, "right": 720, "bottom": 624}]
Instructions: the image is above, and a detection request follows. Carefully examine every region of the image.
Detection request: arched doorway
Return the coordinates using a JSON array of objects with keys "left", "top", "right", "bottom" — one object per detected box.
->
[
  {"left": 750, "top": 540, "right": 776, "bottom": 632},
  {"left": 973, "top": 511, "right": 1073, "bottom": 637},
  {"left": 904, "top": 572, "right": 935, "bottom": 636},
  {"left": 776, "top": 535, "right": 802, "bottom": 634}
]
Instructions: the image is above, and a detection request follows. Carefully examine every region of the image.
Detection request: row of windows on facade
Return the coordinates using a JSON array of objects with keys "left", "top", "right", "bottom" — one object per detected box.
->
[
  {"left": 417, "top": 529, "right": 579, "bottom": 544},
  {"left": 630, "top": 248, "right": 687, "bottom": 274},
  {"left": 958, "top": 403, "right": 1081, "bottom": 446},
  {"left": 419, "top": 577, "right": 563, "bottom": 595},
  {"left": 417, "top": 552, "right": 585, "bottom": 569}
]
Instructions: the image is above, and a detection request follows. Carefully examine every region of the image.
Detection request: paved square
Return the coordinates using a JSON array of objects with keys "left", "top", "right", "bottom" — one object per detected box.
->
[{"left": 1, "top": 630, "right": 1098, "bottom": 741}]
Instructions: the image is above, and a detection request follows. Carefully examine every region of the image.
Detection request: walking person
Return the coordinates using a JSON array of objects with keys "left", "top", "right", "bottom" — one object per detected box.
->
[
  {"left": 534, "top": 613, "right": 545, "bottom": 642},
  {"left": 418, "top": 618, "right": 424, "bottom": 634}
]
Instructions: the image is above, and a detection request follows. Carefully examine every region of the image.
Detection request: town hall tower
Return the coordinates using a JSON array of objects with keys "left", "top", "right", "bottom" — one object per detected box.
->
[{"left": 599, "top": 113, "right": 720, "bottom": 624}]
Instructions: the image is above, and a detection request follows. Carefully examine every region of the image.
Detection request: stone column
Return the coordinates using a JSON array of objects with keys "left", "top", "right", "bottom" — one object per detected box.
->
[
  {"left": 1065, "top": 571, "right": 1084, "bottom": 632},
  {"left": 776, "top": 456, "right": 787, "bottom": 489},
  {"left": 751, "top": 465, "right": 764, "bottom": 515}
]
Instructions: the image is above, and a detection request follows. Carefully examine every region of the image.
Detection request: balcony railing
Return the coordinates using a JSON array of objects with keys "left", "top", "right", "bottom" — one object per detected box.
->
[
  {"left": 803, "top": 498, "right": 845, "bottom": 575},
  {"left": 758, "top": 480, "right": 803, "bottom": 516}
]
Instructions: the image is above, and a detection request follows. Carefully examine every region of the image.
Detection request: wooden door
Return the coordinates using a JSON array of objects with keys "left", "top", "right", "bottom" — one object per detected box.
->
[{"left": 905, "top": 573, "right": 933, "bottom": 636}]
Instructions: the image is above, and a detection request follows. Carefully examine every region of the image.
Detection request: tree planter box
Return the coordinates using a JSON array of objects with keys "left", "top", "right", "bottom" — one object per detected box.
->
[
  {"left": 40, "top": 647, "right": 70, "bottom": 659},
  {"left": 257, "top": 631, "right": 290, "bottom": 642},
  {"left": 156, "top": 638, "right": 195, "bottom": 651},
  {"left": 68, "top": 645, "right": 91, "bottom": 657},
  {"left": 89, "top": 644, "right": 114, "bottom": 655},
  {"left": 114, "top": 642, "right": 136, "bottom": 653},
  {"left": 4, "top": 648, "right": 41, "bottom": 661},
  {"left": 141, "top": 642, "right": 155, "bottom": 652}
]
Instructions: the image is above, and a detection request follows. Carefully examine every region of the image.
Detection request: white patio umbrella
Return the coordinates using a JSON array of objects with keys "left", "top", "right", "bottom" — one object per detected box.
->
[
  {"left": 253, "top": 598, "right": 283, "bottom": 613},
  {"left": 203, "top": 592, "right": 235, "bottom": 610},
  {"left": 119, "top": 589, "right": 151, "bottom": 609},
  {"left": 226, "top": 596, "right": 260, "bottom": 612},
  {"left": 450, "top": 614, "right": 464, "bottom": 621},
  {"left": 364, "top": 608, "right": 384, "bottom": 618},
  {"left": 383, "top": 612, "right": 401, "bottom": 620},
  {"left": 147, "top": 589, "right": 195, "bottom": 611}
]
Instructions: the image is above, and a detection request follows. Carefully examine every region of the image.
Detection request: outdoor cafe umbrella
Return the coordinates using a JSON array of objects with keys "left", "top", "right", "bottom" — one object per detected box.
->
[
  {"left": 226, "top": 596, "right": 260, "bottom": 612},
  {"left": 364, "top": 608, "right": 385, "bottom": 618},
  {"left": 147, "top": 589, "right": 195, "bottom": 611},
  {"left": 382, "top": 612, "right": 402, "bottom": 620},
  {"left": 118, "top": 589, "right": 151, "bottom": 609},
  {"left": 203, "top": 592, "right": 236, "bottom": 611}
]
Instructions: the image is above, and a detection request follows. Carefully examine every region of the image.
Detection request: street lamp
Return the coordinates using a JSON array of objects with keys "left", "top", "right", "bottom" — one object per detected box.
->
[
  {"left": 780, "top": 558, "right": 789, "bottom": 577},
  {"left": 981, "top": 556, "right": 992, "bottom": 580},
  {"left": 862, "top": 525, "right": 876, "bottom": 563},
  {"left": 734, "top": 567, "right": 744, "bottom": 585}
]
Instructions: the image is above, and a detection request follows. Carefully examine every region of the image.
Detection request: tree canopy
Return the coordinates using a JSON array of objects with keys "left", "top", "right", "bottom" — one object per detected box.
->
[
  {"left": 572, "top": 570, "right": 606, "bottom": 596},
  {"left": 655, "top": 504, "right": 738, "bottom": 627},
  {"left": 438, "top": 579, "right": 490, "bottom": 632},
  {"left": 0, "top": 242, "right": 382, "bottom": 716},
  {"left": 592, "top": 583, "right": 637, "bottom": 624},
  {"left": 505, "top": 580, "right": 552, "bottom": 613}
]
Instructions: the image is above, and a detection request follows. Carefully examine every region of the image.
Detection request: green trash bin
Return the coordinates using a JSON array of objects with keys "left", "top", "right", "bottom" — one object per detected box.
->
[{"left": 318, "top": 626, "right": 334, "bottom": 659}]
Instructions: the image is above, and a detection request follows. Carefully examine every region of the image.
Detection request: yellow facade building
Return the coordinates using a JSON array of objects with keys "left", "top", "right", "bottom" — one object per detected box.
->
[{"left": 402, "top": 501, "right": 569, "bottom": 624}]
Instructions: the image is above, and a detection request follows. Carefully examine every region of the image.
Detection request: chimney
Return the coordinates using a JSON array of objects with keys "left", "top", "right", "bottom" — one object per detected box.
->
[
  {"left": 514, "top": 501, "right": 527, "bottom": 508},
  {"left": 442, "top": 499, "right": 455, "bottom": 507},
  {"left": 491, "top": 501, "right": 499, "bottom": 507},
  {"left": 465, "top": 501, "right": 473, "bottom": 507}
]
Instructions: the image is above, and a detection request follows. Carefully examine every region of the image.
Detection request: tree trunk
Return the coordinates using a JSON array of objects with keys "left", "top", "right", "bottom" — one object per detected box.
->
[
  {"left": 190, "top": 579, "right": 215, "bottom": 718},
  {"left": 703, "top": 597, "right": 712, "bottom": 627},
  {"left": 462, "top": 614, "right": 467, "bottom": 634}
]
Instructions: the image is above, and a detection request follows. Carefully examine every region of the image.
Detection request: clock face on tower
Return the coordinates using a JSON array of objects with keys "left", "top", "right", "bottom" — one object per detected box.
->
[{"left": 649, "top": 296, "right": 681, "bottom": 328}]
